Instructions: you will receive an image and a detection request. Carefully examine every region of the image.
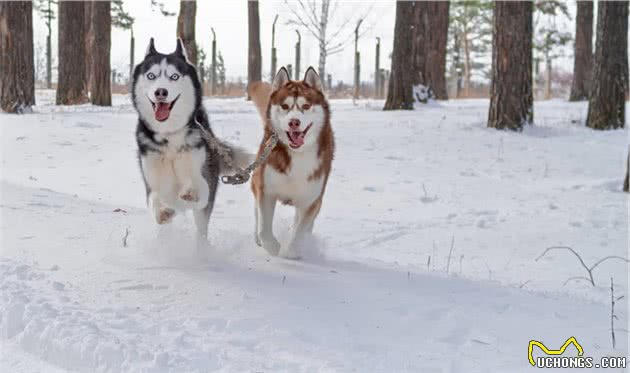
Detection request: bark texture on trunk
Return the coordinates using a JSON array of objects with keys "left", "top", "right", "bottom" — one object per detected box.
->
[
  {"left": 412, "top": 1, "right": 449, "bottom": 100},
  {"left": 569, "top": 1, "right": 593, "bottom": 101},
  {"left": 487, "top": 1, "right": 533, "bottom": 131},
  {"left": 383, "top": 1, "right": 414, "bottom": 110},
  {"left": 248, "top": 1, "right": 262, "bottom": 85},
  {"left": 0, "top": 1, "right": 35, "bottom": 113},
  {"left": 85, "top": 1, "right": 94, "bottom": 94},
  {"left": 91, "top": 1, "right": 111, "bottom": 106},
  {"left": 411, "top": 2, "right": 427, "bottom": 86},
  {"left": 586, "top": 1, "right": 628, "bottom": 130},
  {"left": 177, "top": 0, "right": 196, "bottom": 65},
  {"left": 57, "top": 1, "right": 88, "bottom": 105}
]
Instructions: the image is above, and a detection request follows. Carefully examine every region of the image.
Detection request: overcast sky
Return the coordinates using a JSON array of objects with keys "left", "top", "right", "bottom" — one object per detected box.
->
[{"left": 32, "top": 0, "right": 580, "bottom": 84}]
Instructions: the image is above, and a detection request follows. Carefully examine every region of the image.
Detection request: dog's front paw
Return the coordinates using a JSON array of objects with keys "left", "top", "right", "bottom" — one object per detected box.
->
[
  {"left": 259, "top": 235, "right": 281, "bottom": 256},
  {"left": 179, "top": 188, "right": 199, "bottom": 203},
  {"left": 156, "top": 207, "right": 176, "bottom": 224}
]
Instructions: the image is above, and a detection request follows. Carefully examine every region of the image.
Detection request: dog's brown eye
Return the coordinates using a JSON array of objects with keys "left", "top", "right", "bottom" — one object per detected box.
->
[
  {"left": 302, "top": 104, "right": 311, "bottom": 110},
  {"left": 281, "top": 104, "right": 290, "bottom": 110}
]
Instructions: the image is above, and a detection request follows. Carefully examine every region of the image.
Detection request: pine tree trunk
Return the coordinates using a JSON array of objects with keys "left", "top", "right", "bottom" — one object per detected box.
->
[
  {"left": 424, "top": 1, "right": 449, "bottom": 100},
  {"left": 177, "top": 0, "right": 196, "bottom": 65},
  {"left": 56, "top": 1, "right": 88, "bottom": 105},
  {"left": 129, "top": 30, "right": 135, "bottom": 83},
  {"left": 544, "top": 56, "right": 552, "bottom": 100},
  {"left": 247, "top": 1, "right": 262, "bottom": 85},
  {"left": 412, "top": 1, "right": 449, "bottom": 100},
  {"left": 85, "top": 1, "right": 94, "bottom": 95},
  {"left": 487, "top": 1, "right": 533, "bottom": 131},
  {"left": 624, "top": 147, "right": 629, "bottom": 192},
  {"left": 453, "top": 32, "right": 462, "bottom": 98},
  {"left": 586, "top": 1, "right": 628, "bottom": 130},
  {"left": 0, "top": 1, "right": 35, "bottom": 113},
  {"left": 569, "top": 1, "right": 593, "bottom": 101},
  {"left": 46, "top": 32, "right": 52, "bottom": 88},
  {"left": 91, "top": 1, "right": 111, "bottom": 106},
  {"left": 411, "top": 2, "right": 427, "bottom": 86},
  {"left": 463, "top": 32, "right": 471, "bottom": 97},
  {"left": 383, "top": 1, "right": 414, "bottom": 111}
]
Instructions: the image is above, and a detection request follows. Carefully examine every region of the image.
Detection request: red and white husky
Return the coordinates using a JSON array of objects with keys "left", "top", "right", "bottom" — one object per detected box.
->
[{"left": 248, "top": 67, "right": 335, "bottom": 259}]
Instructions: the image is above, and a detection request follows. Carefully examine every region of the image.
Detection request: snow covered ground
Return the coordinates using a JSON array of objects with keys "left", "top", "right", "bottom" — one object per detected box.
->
[{"left": 1, "top": 90, "right": 628, "bottom": 372}]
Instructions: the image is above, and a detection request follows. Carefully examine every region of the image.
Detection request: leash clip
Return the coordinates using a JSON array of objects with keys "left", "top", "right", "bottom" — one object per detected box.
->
[{"left": 221, "top": 172, "right": 250, "bottom": 185}]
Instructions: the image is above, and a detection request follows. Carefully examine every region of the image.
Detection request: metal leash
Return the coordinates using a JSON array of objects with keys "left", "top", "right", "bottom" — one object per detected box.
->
[{"left": 194, "top": 115, "right": 278, "bottom": 185}]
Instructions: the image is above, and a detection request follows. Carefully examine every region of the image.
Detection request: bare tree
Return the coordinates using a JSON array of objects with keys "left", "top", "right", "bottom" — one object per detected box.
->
[
  {"left": 177, "top": 0, "right": 196, "bottom": 65},
  {"left": 383, "top": 1, "right": 414, "bottom": 111},
  {"left": 0, "top": 1, "right": 35, "bottom": 113},
  {"left": 91, "top": 1, "right": 111, "bottom": 106},
  {"left": 248, "top": 0, "right": 262, "bottom": 89},
  {"left": 412, "top": 1, "right": 449, "bottom": 100},
  {"left": 487, "top": 1, "right": 533, "bottom": 130},
  {"left": 56, "top": 1, "right": 88, "bottom": 105},
  {"left": 586, "top": 1, "right": 628, "bottom": 130},
  {"left": 569, "top": 1, "right": 593, "bottom": 101},
  {"left": 285, "top": 0, "right": 372, "bottom": 89}
]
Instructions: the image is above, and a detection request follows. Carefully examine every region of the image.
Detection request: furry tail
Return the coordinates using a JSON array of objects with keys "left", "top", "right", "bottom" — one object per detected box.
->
[
  {"left": 215, "top": 140, "right": 254, "bottom": 175},
  {"left": 248, "top": 81, "right": 273, "bottom": 121}
]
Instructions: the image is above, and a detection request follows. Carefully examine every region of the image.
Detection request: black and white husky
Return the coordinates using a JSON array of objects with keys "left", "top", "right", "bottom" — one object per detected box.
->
[{"left": 132, "top": 38, "right": 248, "bottom": 238}]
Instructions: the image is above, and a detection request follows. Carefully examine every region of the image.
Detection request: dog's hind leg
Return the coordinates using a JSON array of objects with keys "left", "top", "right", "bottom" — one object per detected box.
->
[
  {"left": 194, "top": 175, "right": 218, "bottom": 239},
  {"left": 193, "top": 205, "right": 211, "bottom": 239}
]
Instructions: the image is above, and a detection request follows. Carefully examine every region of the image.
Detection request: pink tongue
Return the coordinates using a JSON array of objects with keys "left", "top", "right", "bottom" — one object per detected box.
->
[
  {"left": 289, "top": 131, "right": 305, "bottom": 146},
  {"left": 154, "top": 102, "right": 170, "bottom": 121}
]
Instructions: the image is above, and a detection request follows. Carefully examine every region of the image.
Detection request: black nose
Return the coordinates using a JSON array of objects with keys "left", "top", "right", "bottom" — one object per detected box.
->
[
  {"left": 154, "top": 88, "right": 168, "bottom": 100},
  {"left": 289, "top": 119, "right": 301, "bottom": 129}
]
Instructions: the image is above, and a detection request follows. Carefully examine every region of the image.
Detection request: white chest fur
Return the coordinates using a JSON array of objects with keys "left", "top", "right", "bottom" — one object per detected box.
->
[
  {"left": 264, "top": 148, "right": 324, "bottom": 208},
  {"left": 141, "top": 130, "right": 208, "bottom": 210}
]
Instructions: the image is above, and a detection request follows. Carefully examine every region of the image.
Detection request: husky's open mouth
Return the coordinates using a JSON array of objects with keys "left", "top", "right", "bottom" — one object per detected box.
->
[
  {"left": 149, "top": 95, "right": 180, "bottom": 122},
  {"left": 286, "top": 123, "right": 312, "bottom": 149}
]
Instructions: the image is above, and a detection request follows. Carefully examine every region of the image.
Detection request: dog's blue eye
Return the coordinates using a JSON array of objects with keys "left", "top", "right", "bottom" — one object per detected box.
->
[
  {"left": 170, "top": 74, "right": 179, "bottom": 81},
  {"left": 147, "top": 72, "right": 156, "bottom": 80}
]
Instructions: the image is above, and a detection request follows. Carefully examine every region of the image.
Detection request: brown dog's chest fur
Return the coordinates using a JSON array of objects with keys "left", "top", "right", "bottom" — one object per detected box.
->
[
  {"left": 249, "top": 81, "right": 334, "bottom": 205},
  {"left": 251, "top": 122, "right": 334, "bottom": 201}
]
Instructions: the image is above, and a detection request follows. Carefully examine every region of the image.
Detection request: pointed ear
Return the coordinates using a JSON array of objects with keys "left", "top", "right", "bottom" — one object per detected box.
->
[
  {"left": 175, "top": 37, "right": 190, "bottom": 63},
  {"left": 145, "top": 37, "right": 157, "bottom": 57},
  {"left": 303, "top": 67, "right": 322, "bottom": 91},
  {"left": 272, "top": 67, "right": 290, "bottom": 90}
]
